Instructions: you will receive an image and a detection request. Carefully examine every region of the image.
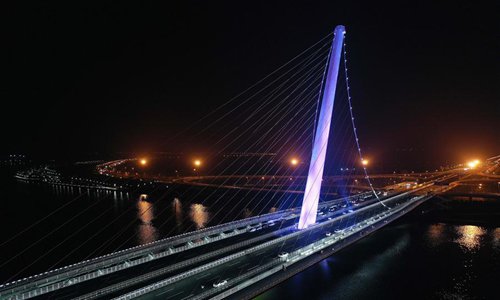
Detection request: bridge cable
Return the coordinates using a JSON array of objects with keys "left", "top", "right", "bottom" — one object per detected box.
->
[{"left": 342, "top": 36, "right": 388, "bottom": 208}]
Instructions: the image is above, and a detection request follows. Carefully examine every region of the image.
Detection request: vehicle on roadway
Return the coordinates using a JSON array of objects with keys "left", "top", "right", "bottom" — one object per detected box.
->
[
  {"left": 325, "top": 232, "right": 332, "bottom": 237},
  {"left": 213, "top": 279, "right": 228, "bottom": 288},
  {"left": 278, "top": 252, "right": 289, "bottom": 259}
]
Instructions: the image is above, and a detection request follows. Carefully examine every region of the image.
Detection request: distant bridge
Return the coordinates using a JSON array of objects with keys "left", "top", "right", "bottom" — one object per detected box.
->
[{"left": 440, "top": 192, "right": 500, "bottom": 200}]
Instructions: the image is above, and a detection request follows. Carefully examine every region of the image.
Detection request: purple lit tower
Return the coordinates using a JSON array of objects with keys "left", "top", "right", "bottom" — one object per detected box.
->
[{"left": 298, "top": 25, "right": 345, "bottom": 229}]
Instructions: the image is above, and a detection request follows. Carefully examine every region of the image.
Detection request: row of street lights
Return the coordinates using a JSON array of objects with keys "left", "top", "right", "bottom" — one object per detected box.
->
[
  {"left": 137, "top": 157, "right": 370, "bottom": 168},
  {"left": 137, "top": 157, "right": 484, "bottom": 174}
]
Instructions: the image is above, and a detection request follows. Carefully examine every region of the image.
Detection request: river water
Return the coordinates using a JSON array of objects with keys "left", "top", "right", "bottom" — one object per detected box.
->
[
  {"left": 0, "top": 170, "right": 498, "bottom": 298},
  {"left": 256, "top": 220, "right": 499, "bottom": 299}
]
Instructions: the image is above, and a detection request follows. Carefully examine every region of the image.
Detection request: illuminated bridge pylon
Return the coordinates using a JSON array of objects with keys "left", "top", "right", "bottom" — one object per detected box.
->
[{"left": 298, "top": 25, "right": 345, "bottom": 229}]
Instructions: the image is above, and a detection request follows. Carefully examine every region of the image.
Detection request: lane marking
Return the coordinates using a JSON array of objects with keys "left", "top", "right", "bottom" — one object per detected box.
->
[
  {"left": 165, "top": 291, "right": 182, "bottom": 299},
  {"left": 156, "top": 287, "right": 174, "bottom": 296}
]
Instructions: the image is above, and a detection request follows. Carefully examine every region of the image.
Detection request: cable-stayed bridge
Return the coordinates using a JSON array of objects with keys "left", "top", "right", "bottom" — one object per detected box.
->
[{"left": 1, "top": 25, "right": 496, "bottom": 300}]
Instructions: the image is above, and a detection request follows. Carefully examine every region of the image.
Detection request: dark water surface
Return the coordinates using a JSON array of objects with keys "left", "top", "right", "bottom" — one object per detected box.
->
[{"left": 256, "top": 221, "right": 499, "bottom": 299}]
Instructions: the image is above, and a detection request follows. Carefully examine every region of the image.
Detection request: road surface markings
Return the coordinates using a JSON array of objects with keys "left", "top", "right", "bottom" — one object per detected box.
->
[
  {"left": 165, "top": 291, "right": 182, "bottom": 299},
  {"left": 156, "top": 287, "right": 174, "bottom": 296},
  {"left": 197, "top": 272, "right": 212, "bottom": 279},
  {"left": 180, "top": 294, "right": 194, "bottom": 300}
]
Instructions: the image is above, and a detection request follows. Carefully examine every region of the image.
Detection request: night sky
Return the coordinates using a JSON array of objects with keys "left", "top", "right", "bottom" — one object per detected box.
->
[{"left": 3, "top": 1, "right": 499, "bottom": 165}]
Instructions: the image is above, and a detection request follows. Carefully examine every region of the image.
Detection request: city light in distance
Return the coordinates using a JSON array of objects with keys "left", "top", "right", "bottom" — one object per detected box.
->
[
  {"left": 139, "top": 158, "right": 147, "bottom": 166},
  {"left": 467, "top": 159, "right": 480, "bottom": 169}
]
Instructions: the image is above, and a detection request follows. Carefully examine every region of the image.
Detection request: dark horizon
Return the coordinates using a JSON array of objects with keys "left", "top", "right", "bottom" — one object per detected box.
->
[{"left": 3, "top": 1, "right": 499, "bottom": 165}]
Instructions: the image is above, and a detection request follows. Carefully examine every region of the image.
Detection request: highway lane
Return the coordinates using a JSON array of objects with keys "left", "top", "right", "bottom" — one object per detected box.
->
[
  {"left": 32, "top": 220, "right": 294, "bottom": 299},
  {"left": 138, "top": 227, "right": 329, "bottom": 300}
]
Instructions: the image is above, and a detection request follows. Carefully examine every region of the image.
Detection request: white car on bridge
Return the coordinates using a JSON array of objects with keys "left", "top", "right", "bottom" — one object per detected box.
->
[{"left": 213, "top": 279, "right": 228, "bottom": 288}]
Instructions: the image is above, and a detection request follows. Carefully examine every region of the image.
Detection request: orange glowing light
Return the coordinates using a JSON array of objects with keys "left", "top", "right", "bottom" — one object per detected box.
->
[
  {"left": 467, "top": 160, "right": 480, "bottom": 169},
  {"left": 139, "top": 158, "right": 147, "bottom": 166},
  {"left": 193, "top": 159, "right": 202, "bottom": 167},
  {"left": 290, "top": 158, "right": 299, "bottom": 166},
  {"left": 361, "top": 159, "right": 369, "bottom": 166}
]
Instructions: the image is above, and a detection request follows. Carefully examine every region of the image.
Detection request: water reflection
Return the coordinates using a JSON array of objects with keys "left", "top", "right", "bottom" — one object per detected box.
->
[
  {"left": 455, "top": 225, "right": 485, "bottom": 252},
  {"left": 172, "top": 198, "right": 183, "bottom": 226},
  {"left": 493, "top": 228, "right": 500, "bottom": 248},
  {"left": 190, "top": 203, "right": 209, "bottom": 229},
  {"left": 137, "top": 197, "right": 158, "bottom": 244},
  {"left": 426, "top": 223, "right": 445, "bottom": 246},
  {"left": 243, "top": 208, "right": 253, "bottom": 218},
  {"left": 320, "top": 233, "right": 411, "bottom": 299}
]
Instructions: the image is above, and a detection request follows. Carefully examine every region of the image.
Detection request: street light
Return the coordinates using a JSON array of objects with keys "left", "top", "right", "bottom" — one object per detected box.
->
[
  {"left": 194, "top": 159, "right": 202, "bottom": 167},
  {"left": 467, "top": 160, "right": 480, "bottom": 169},
  {"left": 192, "top": 159, "right": 202, "bottom": 177},
  {"left": 290, "top": 158, "right": 299, "bottom": 166},
  {"left": 361, "top": 159, "right": 369, "bottom": 166},
  {"left": 139, "top": 158, "right": 147, "bottom": 166}
]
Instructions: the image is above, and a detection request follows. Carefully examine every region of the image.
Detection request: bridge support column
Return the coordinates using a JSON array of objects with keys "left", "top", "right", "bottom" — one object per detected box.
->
[{"left": 298, "top": 25, "right": 345, "bottom": 229}]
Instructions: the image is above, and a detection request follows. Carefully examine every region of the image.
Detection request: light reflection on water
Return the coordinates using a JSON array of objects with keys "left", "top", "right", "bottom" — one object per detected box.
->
[
  {"left": 172, "top": 198, "right": 183, "bottom": 226},
  {"left": 136, "top": 197, "right": 158, "bottom": 244},
  {"left": 454, "top": 225, "right": 486, "bottom": 252},
  {"left": 258, "top": 222, "right": 499, "bottom": 300},
  {"left": 426, "top": 223, "right": 445, "bottom": 246},
  {"left": 190, "top": 203, "right": 209, "bottom": 229},
  {"left": 243, "top": 208, "right": 253, "bottom": 218},
  {"left": 493, "top": 228, "right": 500, "bottom": 247},
  {"left": 325, "top": 233, "right": 411, "bottom": 297}
]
